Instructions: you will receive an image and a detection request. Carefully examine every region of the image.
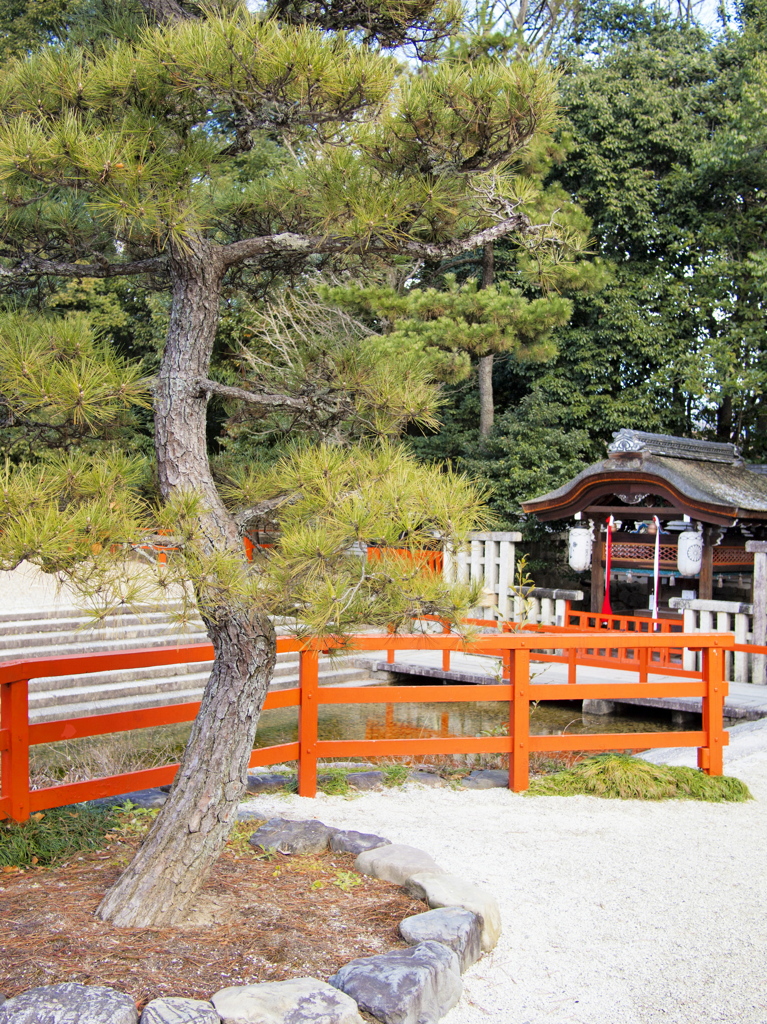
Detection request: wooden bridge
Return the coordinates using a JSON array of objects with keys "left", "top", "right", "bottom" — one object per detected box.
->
[{"left": 1, "top": 629, "right": 735, "bottom": 823}]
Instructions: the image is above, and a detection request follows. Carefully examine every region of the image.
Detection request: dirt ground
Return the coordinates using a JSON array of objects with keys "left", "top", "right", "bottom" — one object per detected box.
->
[{"left": 0, "top": 823, "right": 423, "bottom": 1009}]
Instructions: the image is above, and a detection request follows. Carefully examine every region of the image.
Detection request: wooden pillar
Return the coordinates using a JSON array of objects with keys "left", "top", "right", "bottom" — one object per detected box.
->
[
  {"left": 746, "top": 541, "right": 767, "bottom": 685},
  {"left": 591, "top": 520, "right": 605, "bottom": 613},
  {"left": 699, "top": 525, "right": 714, "bottom": 601}
]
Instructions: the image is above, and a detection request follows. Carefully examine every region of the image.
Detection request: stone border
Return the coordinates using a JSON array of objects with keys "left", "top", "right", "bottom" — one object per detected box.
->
[{"left": 0, "top": 792, "right": 502, "bottom": 1024}]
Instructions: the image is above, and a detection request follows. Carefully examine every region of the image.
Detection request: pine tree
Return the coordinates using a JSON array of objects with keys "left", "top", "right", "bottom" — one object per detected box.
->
[{"left": 0, "top": 0, "right": 559, "bottom": 925}]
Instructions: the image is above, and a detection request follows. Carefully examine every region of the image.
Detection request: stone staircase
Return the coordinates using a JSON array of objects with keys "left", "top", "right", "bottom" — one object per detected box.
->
[{"left": 0, "top": 605, "right": 371, "bottom": 723}]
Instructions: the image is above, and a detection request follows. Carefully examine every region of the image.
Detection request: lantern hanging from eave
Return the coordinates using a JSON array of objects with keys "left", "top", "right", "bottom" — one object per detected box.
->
[
  {"left": 568, "top": 526, "right": 593, "bottom": 572},
  {"left": 677, "top": 530, "right": 703, "bottom": 577}
]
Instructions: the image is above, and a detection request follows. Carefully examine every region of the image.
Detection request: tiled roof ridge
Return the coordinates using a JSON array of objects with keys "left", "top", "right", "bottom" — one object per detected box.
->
[{"left": 608, "top": 428, "right": 741, "bottom": 465}]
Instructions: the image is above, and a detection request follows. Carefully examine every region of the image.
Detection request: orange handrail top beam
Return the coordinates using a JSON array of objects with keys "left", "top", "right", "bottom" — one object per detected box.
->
[{"left": 0, "top": 631, "right": 734, "bottom": 685}]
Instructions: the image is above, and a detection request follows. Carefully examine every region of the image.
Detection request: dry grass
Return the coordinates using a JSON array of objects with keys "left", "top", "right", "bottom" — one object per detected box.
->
[
  {"left": 27, "top": 725, "right": 193, "bottom": 791},
  {"left": 0, "top": 814, "right": 423, "bottom": 1009}
]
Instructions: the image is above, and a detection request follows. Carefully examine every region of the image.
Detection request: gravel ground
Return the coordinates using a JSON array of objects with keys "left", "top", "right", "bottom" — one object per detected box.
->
[
  {"left": 8, "top": 565, "right": 767, "bottom": 1022},
  {"left": 244, "top": 730, "right": 767, "bottom": 1024}
]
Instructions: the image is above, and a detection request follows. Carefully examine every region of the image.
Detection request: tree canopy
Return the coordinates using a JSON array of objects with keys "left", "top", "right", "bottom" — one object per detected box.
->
[{"left": 0, "top": 0, "right": 565, "bottom": 927}]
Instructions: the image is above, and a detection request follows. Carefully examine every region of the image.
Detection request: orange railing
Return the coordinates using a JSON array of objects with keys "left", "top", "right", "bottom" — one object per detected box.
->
[
  {"left": 366, "top": 546, "right": 444, "bottom": 573},
  {"left": 0, "top": 631, "right": 732, "bottom": 822},
  {"left": 403, "top": 609, "right": 688, "bottom": 681}
]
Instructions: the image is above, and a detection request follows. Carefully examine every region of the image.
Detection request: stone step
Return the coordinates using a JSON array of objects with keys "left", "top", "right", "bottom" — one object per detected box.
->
[
  {"left": 29, "top": 687, "right": 209, "bottom": 723},
  {"left": 0, "top": 609, "right": 198, "bottom": 638},
  {"left": 0, "top": 602, "right": 188, "bottom": 625},
  {"left": 0, "top": 620, "right": 212, "bottom": 653},
  {"left": 0, "top": 631, "right": 212, "bottom": 665},
  {"left": 28, "top": 670, "right": 215, "bottom": 710},
  {"left": 27, "top": 660, "right": 215, "bottom": 693},
  {"left": 27, "top": 659, "right": 364, "bottom": 708},
  {"left": 28, "top": 664, "right": 369, "bottom": 721},
  {"left": 26, "top": 649, "right": 339, "bottom": 694},
  {"left": 0, "top": 601, "right": 376, "bottom": 721}
]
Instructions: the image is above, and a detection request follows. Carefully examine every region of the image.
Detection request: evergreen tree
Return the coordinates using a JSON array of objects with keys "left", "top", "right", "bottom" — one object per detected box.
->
[{"left": 0, "top": 0, "right": 559, "bottom": 925}]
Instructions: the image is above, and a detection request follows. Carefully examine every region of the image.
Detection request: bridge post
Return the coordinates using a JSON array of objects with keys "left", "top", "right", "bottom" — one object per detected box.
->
[
  {"left": 0, "top": 678, "right": 30, "bottom": 822},
  {"left": 508, "top": 648, "right": 530, "bottom": 792},
  {"left": 298, "top": 650, "right": 319, "bottom": 797},
  {"left": 699, "top": 646, "right": 725, "bottom": 776}
]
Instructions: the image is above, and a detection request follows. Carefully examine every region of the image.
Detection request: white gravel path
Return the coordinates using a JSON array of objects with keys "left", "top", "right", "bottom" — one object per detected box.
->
[{"left": 243, "top": 729, "right": 767, "bottom": 1024}]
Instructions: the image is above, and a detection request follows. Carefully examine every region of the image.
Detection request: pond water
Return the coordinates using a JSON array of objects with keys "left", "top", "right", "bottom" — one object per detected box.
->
[{"left": 254, "top": 680, "right": 689, "bottom": 751}]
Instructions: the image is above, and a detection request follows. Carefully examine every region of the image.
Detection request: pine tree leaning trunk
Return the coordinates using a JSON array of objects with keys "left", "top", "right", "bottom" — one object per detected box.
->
[{"left": 97, "top": 240, "right": 277, "bottom": 928}]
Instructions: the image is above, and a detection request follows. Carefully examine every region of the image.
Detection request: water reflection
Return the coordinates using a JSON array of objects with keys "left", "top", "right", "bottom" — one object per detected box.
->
[{"left": 254, "top": 683, "right": 687, "bottom": 750}]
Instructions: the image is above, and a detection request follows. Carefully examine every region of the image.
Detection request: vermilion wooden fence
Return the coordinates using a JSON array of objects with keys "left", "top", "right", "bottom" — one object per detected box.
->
[
  {"left": 0, "top": 631, "right": 733, "bottom": 823},
  {"left": 401, "top": 609, "right": 689, "bottom": 680},
  {"left": 366, "top": 546, "right": 444, "bottom": 573}
]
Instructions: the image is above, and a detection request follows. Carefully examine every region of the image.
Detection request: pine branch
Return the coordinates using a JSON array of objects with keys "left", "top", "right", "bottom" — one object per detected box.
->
[
  {"left": 1, "top": 215, "right": 536, "bottom": 282},
  {"left": 138, "top": 0, "right": 197, "bottom": 22},
  {"left": 196, "top": 378, "right": 313, "bottom": 413},
  {"left": 221, "top": 212, "right": 533, "bottom": 268},
  {"left": 234, "top": 493, "right": 300, "bottom": 533},
  {"left": 0, "top": 255, "right": 168, "bottom": 280}
]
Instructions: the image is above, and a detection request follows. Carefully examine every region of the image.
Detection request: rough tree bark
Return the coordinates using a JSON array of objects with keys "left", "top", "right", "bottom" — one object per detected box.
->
[
  {"left": 97, "top": 239, "right": 278, "bottom": 927},
  {"left": 478, "top": 242, "right": 495, "bottom": 438}
]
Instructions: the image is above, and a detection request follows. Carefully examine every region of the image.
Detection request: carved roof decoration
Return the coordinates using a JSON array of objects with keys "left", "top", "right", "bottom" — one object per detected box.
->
[{"left": 608, "top": 429, "right": 741, "bottom": 464}]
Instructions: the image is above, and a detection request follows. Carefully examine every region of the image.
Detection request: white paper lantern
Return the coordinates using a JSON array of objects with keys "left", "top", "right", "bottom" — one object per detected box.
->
[
  {"left": 568, "top": 527, "right": 593, "bottom": 572},
  {"left": 677, "top": 530, "right": 703, "bottom": 577}
]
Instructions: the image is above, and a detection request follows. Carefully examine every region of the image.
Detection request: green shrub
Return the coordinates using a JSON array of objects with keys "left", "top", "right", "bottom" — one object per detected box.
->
[{"left": 526, "top": 754, "right": 752, "bottom": 802}]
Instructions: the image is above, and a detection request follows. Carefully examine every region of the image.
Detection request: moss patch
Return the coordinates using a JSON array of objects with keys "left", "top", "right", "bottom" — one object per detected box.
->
[{"left": 526, "top": 754, "right": 752, "bottom": 802}]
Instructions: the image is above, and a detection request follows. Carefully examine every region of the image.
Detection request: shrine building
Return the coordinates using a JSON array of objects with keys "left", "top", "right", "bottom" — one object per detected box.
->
[{"left": 521, "top": 429, "right": 767, "bottom": 616}]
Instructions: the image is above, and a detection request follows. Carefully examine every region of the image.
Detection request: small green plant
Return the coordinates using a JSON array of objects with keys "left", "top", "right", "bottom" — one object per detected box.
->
[
  {"left": 318, "top": 767, "right": 351, "bottom": 796},
  {"left": 332, "top": 869, "right": 362, "bottom": 891},
  {"left": 381, "top": 764, "right": 410, "bottom": 787},
  {"left": 0, "top": 805, "right": 120, "bottom": 869},
  {"left": 226, "top": 820, "right": 267, "bottom": 858},
  {"left": 526, "top": 754, "right": 753, "bottom": 802}
]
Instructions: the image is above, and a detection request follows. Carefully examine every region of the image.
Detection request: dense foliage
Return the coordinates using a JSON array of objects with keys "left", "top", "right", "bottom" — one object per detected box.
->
[{"left": 409, "top": 0, "right": 767, "bottom": 528}]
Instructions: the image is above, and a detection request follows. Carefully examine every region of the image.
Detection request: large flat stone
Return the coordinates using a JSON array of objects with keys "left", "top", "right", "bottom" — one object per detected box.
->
[
  {"left": 329, "top": 941, "right": 462, "bottom": 1024},
  {"left": 93, "top": 788, "right": 168, "bottom": 809},
  {"left": 354, "top": 844, "right": 444, "bottom": 886},
  {"left": 345, "top": 771, "right": 384, "bottom": 791},
  {"left": 459, "top": 769, "right": 508, "bottom": 790},
  {"left": 329, "top": 829, "right": 391, "bottom": 855},
  {"left": 140, "top": 997, "right": 220, "bottom": 1023},
  {"left": 406, "top": 771, "right": 444, "bottom": 787},
  {"left": 212, "top": 978, "right": 364, "bottom": 1024},
  {"left": 399, "top": 907, "right": 481, "bottom": 972},
  {"left": 405, "top": 874, "right": 501, "bottom": 952},
  {"left": 0, "top": 983, "right": 138, "bottom": 1024},
  {"left": 249, "top": 818, "right": 332, "bottom": 855},
  {"left": 246, "top": 773, "right": 293, "bottom": 794}
]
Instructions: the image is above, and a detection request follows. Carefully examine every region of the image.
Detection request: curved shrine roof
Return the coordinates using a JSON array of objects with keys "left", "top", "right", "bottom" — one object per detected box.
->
[{"left": 522, "top": 449, "right": 767, "bottom": 525}]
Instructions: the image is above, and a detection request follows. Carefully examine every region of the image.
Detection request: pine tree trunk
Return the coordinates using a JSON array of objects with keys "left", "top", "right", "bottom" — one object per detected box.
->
[
  {"left": 478, "top": 354, "right": 495, "bottom": 437},
  {"left": 478, "top": 243, "right": 495, "bottom": 438},
  {"left": 97, "top": 238, "right": 276, "bottom": 927},
  {"left": 96, "top": 609, "right": 275, "bottom": 927}
]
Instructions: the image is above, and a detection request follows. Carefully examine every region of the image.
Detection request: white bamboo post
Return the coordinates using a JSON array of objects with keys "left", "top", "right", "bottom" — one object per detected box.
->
[
  {"left": 682, "top": 607, "right": 697, "bottom": 672},
  {"left": 717, "top": 611, "right": 732, "bottom": 681},
  {"left": 497, "top": 539, "right": 513, "bottom": 619},
  {"left": 734, "top": 612, "right": 749, "bottom": 683}
]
